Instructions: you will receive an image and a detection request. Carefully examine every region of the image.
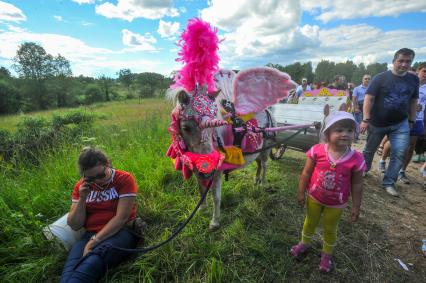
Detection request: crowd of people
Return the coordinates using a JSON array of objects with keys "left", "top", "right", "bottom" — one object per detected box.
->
[{"left": 289, "top": 48, "right": 425, "bottom": 272}]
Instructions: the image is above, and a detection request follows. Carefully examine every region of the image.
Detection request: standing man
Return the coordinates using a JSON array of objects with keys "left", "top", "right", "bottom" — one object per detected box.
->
[
  {"left": 360, "top": 48, "right": 419, "bottom": 196},
  {"left": 352, "top": 74, "right": 371, "bottom": 125},
  {"left": 296, "top": 78, "right": 311, "bottom": 97}
]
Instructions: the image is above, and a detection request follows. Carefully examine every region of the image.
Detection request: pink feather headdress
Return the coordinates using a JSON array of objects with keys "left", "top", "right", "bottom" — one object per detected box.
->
[{"left": 172, "top": 18, "right": 220, "bottom": 93}]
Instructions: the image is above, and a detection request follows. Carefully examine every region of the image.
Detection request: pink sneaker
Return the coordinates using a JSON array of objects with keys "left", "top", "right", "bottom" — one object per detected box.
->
[
  {"left": 289, "top": 242, "right": 310, "bottom": 258},
  {"left": 319, "top": 252, "right": 333, "bottom": 273}
]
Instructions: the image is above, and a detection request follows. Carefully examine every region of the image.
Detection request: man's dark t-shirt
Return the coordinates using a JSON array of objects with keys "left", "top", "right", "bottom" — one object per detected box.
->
[{"left": 366, "top": 70, "right": 419, "bottom": 127}]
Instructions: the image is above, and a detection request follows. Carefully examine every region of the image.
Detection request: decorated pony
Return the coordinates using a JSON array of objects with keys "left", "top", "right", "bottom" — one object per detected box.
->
[{"left": 167, "top": 18, "right": 297, "bottom": 229}]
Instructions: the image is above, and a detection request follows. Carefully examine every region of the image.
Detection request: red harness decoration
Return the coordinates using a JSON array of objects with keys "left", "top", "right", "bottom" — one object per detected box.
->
[{"left": 166, "top": 137, "right": 224, "bottom": 180}]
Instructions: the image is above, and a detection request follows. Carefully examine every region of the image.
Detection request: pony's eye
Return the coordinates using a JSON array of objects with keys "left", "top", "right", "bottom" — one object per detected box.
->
[{"left": 182, "top": 126, "right": 192, "bottom": 132}]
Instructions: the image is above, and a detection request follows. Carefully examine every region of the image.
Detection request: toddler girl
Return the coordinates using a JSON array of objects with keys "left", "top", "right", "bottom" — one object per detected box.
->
[{"left": 290, "top": 111, "right": 365, "bottom": 272}]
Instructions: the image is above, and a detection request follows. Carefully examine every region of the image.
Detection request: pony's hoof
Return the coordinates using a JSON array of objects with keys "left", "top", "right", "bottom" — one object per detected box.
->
[{"left": 209, "top": 221, "right": 220, "bottom": 230}]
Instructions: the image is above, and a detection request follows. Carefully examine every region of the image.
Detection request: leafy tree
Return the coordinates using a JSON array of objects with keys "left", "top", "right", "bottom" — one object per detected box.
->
[
  {"left": 13, "top": 42, "right": 53, "bottom": 80},
  {"left": 366, "top": 63, "right": 388, "bottom": 78},
  {"left": 84, "top": 84, "right": 103, "bottom": 104},
  {"left": 0, "top": 79, "right": 20, "bottom": 114},
  {"left": 314, "top": 60, "right": 336, "bottom": 83},
  {"left": 351, "top": 63, "right": 367, "bottom": 85},
  {"left": 12, "top": 42, "right": 54, "bottom": 109},
  {"left": 98, "top": 75, "right": 114, "bottom": 101},
  {"left": 0, "top": 67, "right": 11, "bottom": 80},
  {"left": 51, "top": 54, "right": 72, "bottom": 77},
  {"left": 117, "top": 69, "right": 134, "bottom": 96}
]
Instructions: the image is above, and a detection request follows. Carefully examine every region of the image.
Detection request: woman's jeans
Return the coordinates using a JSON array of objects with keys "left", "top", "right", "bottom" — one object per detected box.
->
[
  {"left": 363, "top": 119, "right": 410, "bottom": 188},
  {"left": 60, "top": 229, "right": 138, "bottom": 283}
]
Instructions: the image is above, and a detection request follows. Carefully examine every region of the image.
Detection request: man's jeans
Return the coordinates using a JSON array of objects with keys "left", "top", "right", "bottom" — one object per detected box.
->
[
  {"left": 363, "top": 119, "right": 410, "bottom": 188},
  {"left": 60, "top": 229, "right": 138, "bottom": 283}
]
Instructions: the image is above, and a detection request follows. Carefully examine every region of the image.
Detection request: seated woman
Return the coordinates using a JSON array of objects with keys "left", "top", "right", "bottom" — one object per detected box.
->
[{"left": 61, "top": 147, "right": 139, "bottom": 283}]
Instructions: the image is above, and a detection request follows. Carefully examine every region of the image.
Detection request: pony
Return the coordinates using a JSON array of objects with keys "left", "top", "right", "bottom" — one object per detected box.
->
[{"left": 167, "top": 68, "right": 297, "bottom": 229}]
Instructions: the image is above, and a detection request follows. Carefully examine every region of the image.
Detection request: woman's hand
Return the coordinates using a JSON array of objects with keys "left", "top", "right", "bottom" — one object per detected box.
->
[
  {"left": 79, "top": 182, "right": 91, "bottom": 200},
  {"left": 82, "top": 238, "right": 98, "bottom": 257},
  {"left": 350, "top": 206, "right": 360, "bottom": 223}
]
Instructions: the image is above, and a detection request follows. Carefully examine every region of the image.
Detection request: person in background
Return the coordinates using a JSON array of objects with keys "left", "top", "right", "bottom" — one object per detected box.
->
[
  {"left": 360, "top": 48, "right": 419, "bottom": 196},
  {"left": 61, "top": 147, "right": 140, "bottom": 283},
  {"left": 352, "top": 74, "right": 371, "bottom": 125},
  {"left": 296, "top": 78, "right": 311, "bottom": 98},
  {"left": 290, "top": 111, "right": 365, "bottom": 273},
  {"left": 328, "top": 75, "right": 347, "bottom": 90},
  {"left": 397, "top": 64, "right": 426, "bottom": 183}
]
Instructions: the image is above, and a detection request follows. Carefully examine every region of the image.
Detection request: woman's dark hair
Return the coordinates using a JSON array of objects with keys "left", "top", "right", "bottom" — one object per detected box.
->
[{"left": 78, "top": 147, "right": 109, "bottom": 173}]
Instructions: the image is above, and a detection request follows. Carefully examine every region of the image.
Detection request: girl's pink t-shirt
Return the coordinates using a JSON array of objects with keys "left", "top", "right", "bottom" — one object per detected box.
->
[{"left": 306, "top": 143, "right": 366, "bottom": 208}]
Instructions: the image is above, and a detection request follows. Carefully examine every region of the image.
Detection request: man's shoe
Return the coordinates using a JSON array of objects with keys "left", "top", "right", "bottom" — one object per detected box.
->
[
  {"left": 378, "top": 160, "right": 386, "bottom": 173},
  {"left": 384, "top": 186, "right": 399, "bottom": 197},
  {"left": 398, "top": 171, "right": 410, "bottom": 184}
]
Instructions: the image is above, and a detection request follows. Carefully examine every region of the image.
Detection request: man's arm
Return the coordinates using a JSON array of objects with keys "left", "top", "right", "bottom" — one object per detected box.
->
[{"left": 360, "top": 94, "right": 375, "bottom": 134}]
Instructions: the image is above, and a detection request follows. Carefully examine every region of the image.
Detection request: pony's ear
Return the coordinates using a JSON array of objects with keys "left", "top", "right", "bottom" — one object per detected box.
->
[
  {"left": 177, "top": 90, "right": 190, "bottom": 106},
  {"left": 323, "top": 104, "right": 330, "bottom": 117},
  {"left": 208, "top": 88, "right": 221, "bottom": 99},
  {"left": 338, "top": 103, "right": 347, "bottom": 111}
]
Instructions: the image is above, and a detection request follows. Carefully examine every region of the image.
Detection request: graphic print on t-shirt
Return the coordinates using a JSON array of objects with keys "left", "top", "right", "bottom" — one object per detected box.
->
[
  {"left": 317, "top": 170, "right": 341, "bottom": 191},
  {"left": 86, "top": 187, "right": 119, "bottom": 203}
]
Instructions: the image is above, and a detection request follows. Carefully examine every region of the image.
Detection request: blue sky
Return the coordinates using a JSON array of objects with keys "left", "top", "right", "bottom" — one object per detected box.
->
[{"left": 0, "top": 0, "right": 425, "bottom": 78}]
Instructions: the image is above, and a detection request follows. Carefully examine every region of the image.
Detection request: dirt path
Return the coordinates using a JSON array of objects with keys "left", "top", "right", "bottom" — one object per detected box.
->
[{"left": 353, "top": 137, "right": 426, "bottom": 279}]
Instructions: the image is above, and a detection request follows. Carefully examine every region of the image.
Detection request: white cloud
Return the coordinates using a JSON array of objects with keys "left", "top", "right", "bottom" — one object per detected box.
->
[
  {"left": 157, "top": 20, "right": 180, "bottom": 38},
  {"left": 295, "top": 24, "right": 426, "bottom": 69},
  {"left": 121, "top": 29, "right": 157, "bottom": 51},
  {"left": 200, "top": 0, "right": 319, "bottom": 60},
  {"left": 301, "top": 0, "right": 426, "bottom": 23},
  {"left": 53, "top": 15, "right": 63, "bottom": 21},
  {"left": 95, "top": 0, "right": 179, "bottom": 21},
  {"left": 71, "top": 0, "right": 95, "bottom": 4},
  {"left": 0, "top": 1, "right": 26, "bottom": 23}
]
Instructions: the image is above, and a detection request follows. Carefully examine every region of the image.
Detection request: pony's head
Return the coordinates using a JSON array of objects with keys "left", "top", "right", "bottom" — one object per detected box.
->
[{"left": 166, "top": 85, "right": 226, "bottom": 181}]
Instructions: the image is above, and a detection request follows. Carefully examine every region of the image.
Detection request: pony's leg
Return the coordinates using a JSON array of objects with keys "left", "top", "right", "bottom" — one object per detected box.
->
[
  {"left": 209, "top": 171, "right": 223, "bottom": 230},
  {"left": 198, "top": 184, "right": 208, "bottom": 210},
  {"left": 255, "top": 158, "right": 262, "bottom": 185},
  {"left": 260, "top": 151, "right": 269, "bottom": 184}
]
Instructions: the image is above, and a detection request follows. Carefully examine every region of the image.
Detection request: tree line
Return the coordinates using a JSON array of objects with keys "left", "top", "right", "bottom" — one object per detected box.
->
[
  {"left": 267, "top": 60, "right": 425, "bottom": 86},
  {"left": 2, "top": 42, "right": 425, "bottom": 115},
  {"left": 0, "top": 42, "right": 172, "bottom": 115}
]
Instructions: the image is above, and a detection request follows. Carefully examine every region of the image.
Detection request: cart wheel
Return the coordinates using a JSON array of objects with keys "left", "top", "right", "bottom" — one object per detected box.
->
[{"left": 270, "top": 144, "right": 287, "bottom": 160}]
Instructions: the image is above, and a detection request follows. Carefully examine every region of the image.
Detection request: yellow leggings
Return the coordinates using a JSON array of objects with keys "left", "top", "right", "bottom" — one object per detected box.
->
[{"left": 301, "top": 197, "right": 343, "bottom": 254}]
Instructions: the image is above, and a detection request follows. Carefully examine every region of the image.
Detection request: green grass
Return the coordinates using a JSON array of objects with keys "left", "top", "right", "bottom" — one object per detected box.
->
[{"left": 0, "top": 99, "right": 415, "bottom": 282}]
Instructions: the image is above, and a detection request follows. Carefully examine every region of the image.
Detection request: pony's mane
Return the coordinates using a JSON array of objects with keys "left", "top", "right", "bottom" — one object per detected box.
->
[{"left": 172, "top": 18, "right": 220, "bottom": 93}]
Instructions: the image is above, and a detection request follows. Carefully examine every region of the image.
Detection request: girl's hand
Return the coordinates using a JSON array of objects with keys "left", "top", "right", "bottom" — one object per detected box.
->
[
  {"left": 350, "top": 207, "right": 360, "bottom": 222},
  {"left": 79, "top": 182, "right": 91, "bottom": 200},
  {"left": 297, "top": 191, "right": 305, "bottom": 207}
]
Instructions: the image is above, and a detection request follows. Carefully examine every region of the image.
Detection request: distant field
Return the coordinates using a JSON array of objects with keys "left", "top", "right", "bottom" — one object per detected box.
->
[
  {"left": 0, "top": 99, "right": 417, "bottom": 282},
  {"left": 0, "top": 98, "right": 172, "bottom": 132}
]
